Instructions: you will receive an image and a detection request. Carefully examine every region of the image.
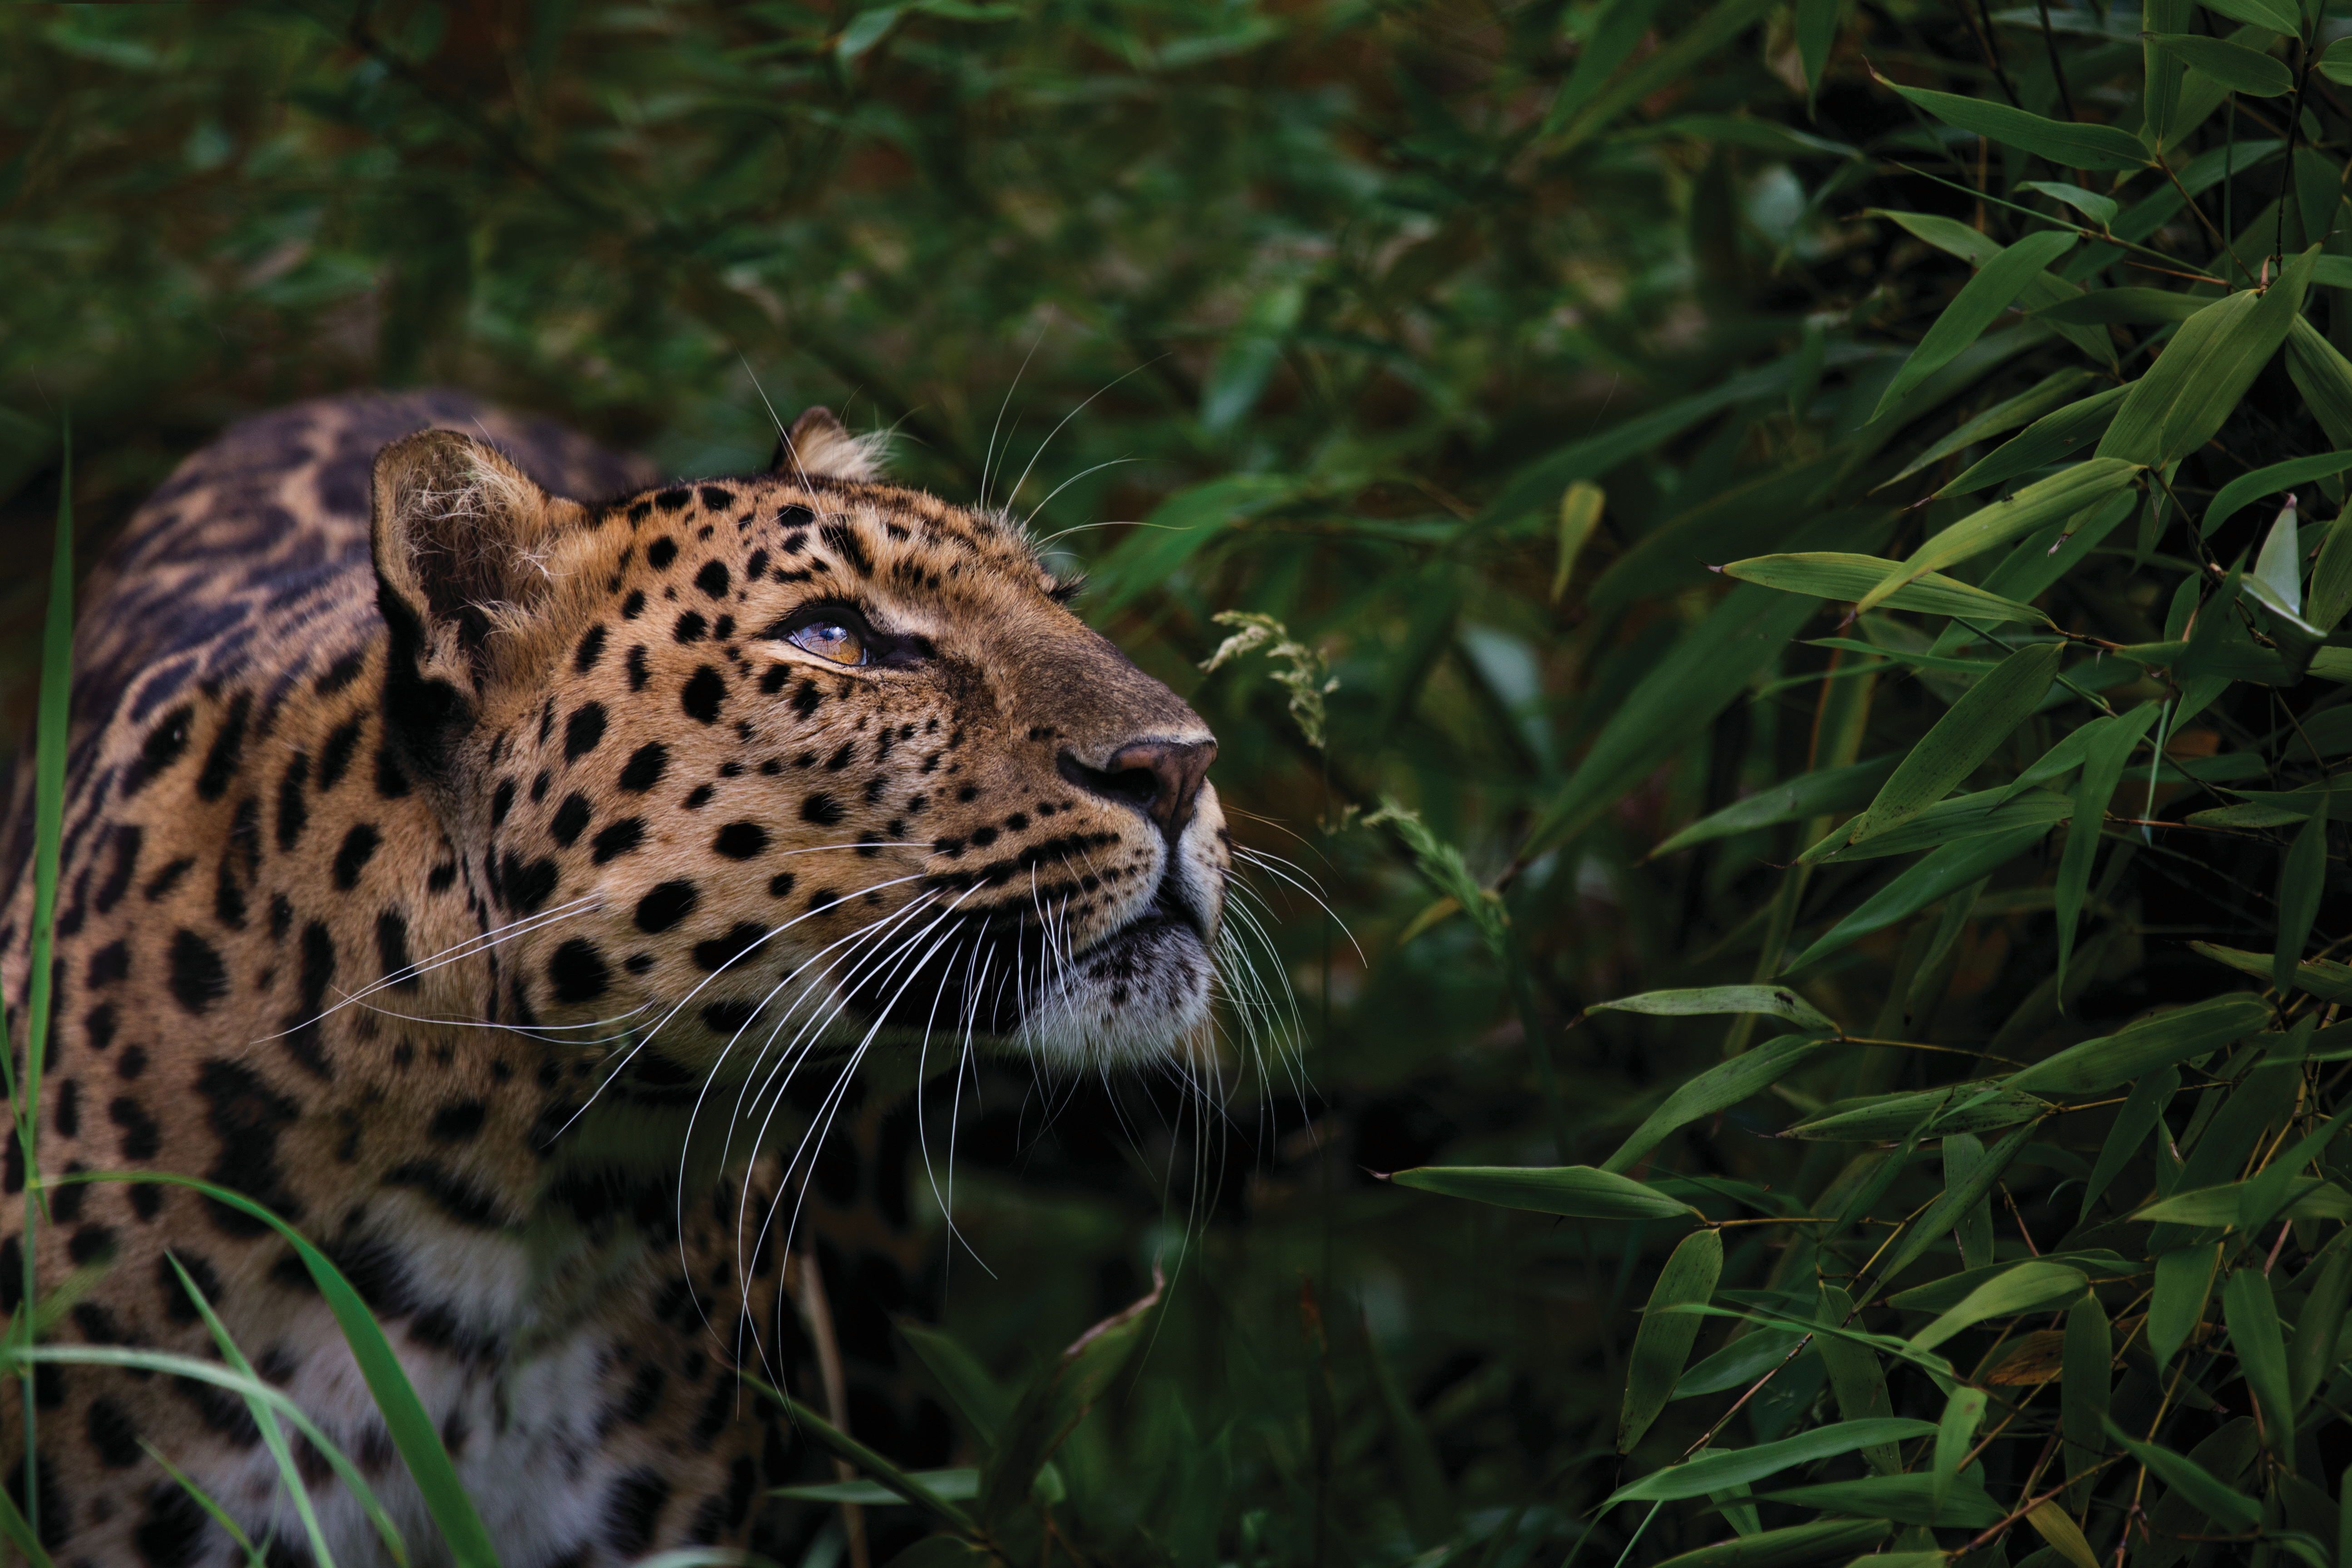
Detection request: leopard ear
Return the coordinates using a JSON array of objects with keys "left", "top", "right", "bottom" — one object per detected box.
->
[
  {"left": 371, "top": 429, "right": 580, "bottom": 761},
  {"left": 769, "top": 406, "right": 889, "bottom": 482}
]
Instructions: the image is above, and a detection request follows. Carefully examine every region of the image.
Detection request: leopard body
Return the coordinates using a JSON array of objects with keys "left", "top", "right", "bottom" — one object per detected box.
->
[{"left": 0, "top": 392, "right": 1227, "bottom": 1568}]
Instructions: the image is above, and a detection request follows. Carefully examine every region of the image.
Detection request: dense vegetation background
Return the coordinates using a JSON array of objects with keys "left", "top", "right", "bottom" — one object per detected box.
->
[{"left": 9, "top": 0, "right": 2352, "bottom": 1565}]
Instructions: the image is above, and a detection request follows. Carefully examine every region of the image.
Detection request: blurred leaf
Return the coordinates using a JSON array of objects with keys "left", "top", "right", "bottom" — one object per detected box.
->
[
  {"left": 1845, "top": 643, "right": 2063, "bottom": 843},
  {"left": 1524, "top": 584, "right": 1819, "bottom": 857},
  {"left": 1722, "top": 553, "right": 2045, "bottom": 622},
  {"left": 1550, "top": 0, "right": 1778, "bottom": 151},
  {"left": 1620, "top": 1228, "right": 1724, "bottom": 1451},
  {"left": 1874, "top": 75, "right": 2151, "bottom": 170},
  {"left": 898, "top": 1323, "right": 1012, "bottom": 1443},
  {"left": 1605, "top": 1419, "right": 1936, "bottom": 1503},
  {"left": 1553, "top": 481, "right": 1605, "bottom": 603},
  {"left": 778, "top": 1470, "right": 980, "bottom": 1504},
  {"left": 2322, "top": 35, "right": 2352, "bottom": 83},
  {"left": 1911, "top": 1263, "right": 2087, "bottom": 1351},
  {"left": 1388, "top": 1165, "right": 1698, "bottom": 1220},
  {"left": 2004, "top": 993, "right": 2273, "bottom": 1094},
  {"left": 1088, "top": 475, "right": 1300, "bottom": 613},
  {"left": 1201, "top": 280, "right": 1305, "bottom": 434},
  {"left": 980, "top": 1279, "right": 1161, "bottom": 1529}
]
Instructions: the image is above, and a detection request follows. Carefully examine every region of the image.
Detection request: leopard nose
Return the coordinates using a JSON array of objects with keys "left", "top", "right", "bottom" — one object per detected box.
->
[{"left": 1058, "top": 738, "right": 1217, "bottom": 841}]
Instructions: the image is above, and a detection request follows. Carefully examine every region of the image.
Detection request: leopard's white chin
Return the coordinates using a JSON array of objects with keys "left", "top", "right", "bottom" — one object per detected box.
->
[{"left": 1009, "top": 913, "right": 1215, "bottom": 1068}]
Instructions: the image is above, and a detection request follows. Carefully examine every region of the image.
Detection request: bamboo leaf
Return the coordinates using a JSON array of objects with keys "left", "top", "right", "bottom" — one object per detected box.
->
[
  {"left": 1784, "top": 1083, "right": 2049, "bottom": 1141},
  {"left": 2286, "top": 316, "right": 2352, "bottom": 453},
  {"left": 1939, "top": 385, "right": 2130, "bottom": 497},
  {"left": 1756, "top": 1472, "right": 1999, "bottom": 1526},
  {"left": 1873, "top": 1122, "right": 2037, "bottom": 1288},
  {"left": 2276, "top": 808, "right": 2328, "bottom": 990},
  {"left": 2097, "top": 251, "right": 2317, "bottom": 466},
  {"left": 980, "top": 1279, "right": 1161, "bottom": 1527},
  {"left": 2026, "top": 1502, "right": 2103, "bottom": 1568},
  {"left": 2032, "top": 287, "right": 2211, "bottom": 326},
  {"left": 1846, "top": 644, "right": 2064, "bottom": 842},
  {"left": 1872, "top": 74, "right": 2151, "bottom": 171},
  {"left": 2061, "top": 1295, "right": 2111, "bottom": 1509},
  {"left": 2131, "top": 1178, "right": 2352, "bottom": 1225},
  {"left": 1781, "top": 825, "right": 2050, "bottom": 973},
  {"left": 1553, "top": 480, "right": 1606, "bottom": 603},
  {"left": 1911, "top": 1262, "right": 2087, "bottom": 1351},
  {"left": 1814, "top": 1285, "right": 1898, "bottom": 1473},
  {"left": 1931, "top": 1385, "right": 1986, "bottom": 1509},
  {"left": 2221, "top": 1268, "right": 2294, "bottom": 1457},
  {"left": 2149, "top": 1242, "right": 2222, "bottom": 1369},
  {"left": 2018, "top": 179, "right": 2119, "bottom": 225},
  {"left": 1602, "top": 1034, "right": 1847, "bottom": 1173},
  {"left": 2199, "top": 0, "right": 2300, "bottom": 32},
  {"left": 2105, "top": 1417, "right": 2262, "bottom": 1532},
  {"left": 2056, "top": 702, "right": 2161, "bottom": 993},
  {"left": 1604, "top": 1418, "right": 1937, "bottom": 1503},
  {"left": 1388, "top": 1164, "right": 1699, "bottom": 1220},
  {"left": 1646, "top": 1520, "right": 1893, "bottom": 1568},
  {"left": 1619, "top": 1228, "right": 1724, "bottom": 1451},
  {"left": 2203, "top": 452, "right": 2352, "bottom": 537},
  {"left": 1590, "top": 985, "right": 1836, "bottom": 1032},
  {"left": 2291, "top": 1231, "right": 2352, "bottom": 1411},
  {"left": 1864, "top": 461, "right": 2143, "bottom": 609},
  {"left": 1878, "top": 369, "right": 2102, "bottom": 490},
  {"left": 2004, "top": 992, "right": 2273, "bottom": 1095},
  {"left": 2144, "top": 32, "right": 2293, "bottom": 95},
  {"left": 2083, "top": 1068, "right": 2180, "bottom": 1219},
  {"left": 1651, "top": 755, "right": 1898, "bottom": 858},
  {"left": 1873, "top": 231, "right": 2080, "bottom": 419},
  {"left": 1722, "top": 553, "right": 2045, "bottom": 621}
]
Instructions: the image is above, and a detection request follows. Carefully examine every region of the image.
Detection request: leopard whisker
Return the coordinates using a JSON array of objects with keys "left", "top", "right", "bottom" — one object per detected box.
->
[
  {"left": 1231, "top": 846, "right": 1362, "bottom": 962},
  {"left": 978, "top": 330, "right": 1044, "bottom": 514},
  {"left": 1001, "top": 358, "right": 1158, "bottom": 524}
]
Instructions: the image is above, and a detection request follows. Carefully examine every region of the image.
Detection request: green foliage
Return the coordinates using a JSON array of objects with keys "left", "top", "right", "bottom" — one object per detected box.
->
[{"left": 14, "top": 0, "right": 2352, "bottom": 1565}]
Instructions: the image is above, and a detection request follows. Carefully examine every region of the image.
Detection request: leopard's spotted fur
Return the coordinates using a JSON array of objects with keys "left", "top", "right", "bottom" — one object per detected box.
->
[{"left": 0, "top": 392, "right": 1228, "bottom": 1567}]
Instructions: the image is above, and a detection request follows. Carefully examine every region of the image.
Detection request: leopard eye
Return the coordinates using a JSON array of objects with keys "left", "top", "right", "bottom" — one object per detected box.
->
[{"left": 789, "top": 618, "right": 866, "bottom": 666}]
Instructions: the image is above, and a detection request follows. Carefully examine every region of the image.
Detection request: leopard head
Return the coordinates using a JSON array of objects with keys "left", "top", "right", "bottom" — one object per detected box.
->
[{"left": 368, "top": 409, "right": 1228, "bottom": 1081}]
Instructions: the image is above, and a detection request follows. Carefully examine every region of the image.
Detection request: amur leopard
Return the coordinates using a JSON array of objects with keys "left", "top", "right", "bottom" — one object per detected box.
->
[{"left": 0, "top": 391, "right": 1230, "bottom": 1567}]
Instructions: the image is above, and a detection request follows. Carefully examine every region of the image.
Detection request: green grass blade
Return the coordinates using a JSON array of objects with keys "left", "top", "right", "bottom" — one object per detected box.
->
[
  {"left": 168, "top": 1255, "right": 395, "bottom": 1568},
  {"left": 58, "top": 1173, "right": 496, "bottom": 1567},
  {"left": 140, "top": 1441, "right": 268, "bottom": 1568}
]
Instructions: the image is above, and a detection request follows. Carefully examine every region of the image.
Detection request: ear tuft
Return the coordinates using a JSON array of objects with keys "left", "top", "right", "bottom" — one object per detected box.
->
[
  {"left": 373, "top": 429, "right": 564, "bottom": 627},
  {"left": 770, "top": 406, "right": 890, "bottom": 483}
]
